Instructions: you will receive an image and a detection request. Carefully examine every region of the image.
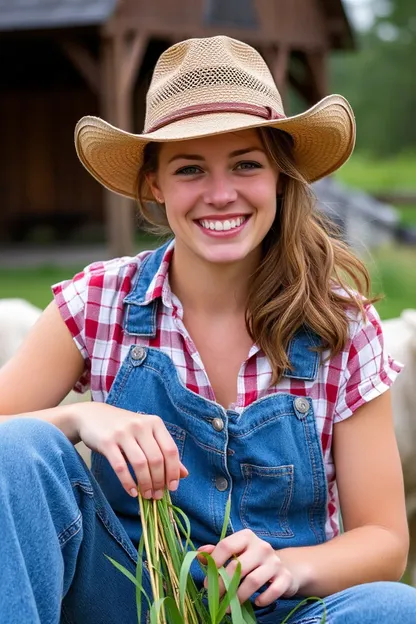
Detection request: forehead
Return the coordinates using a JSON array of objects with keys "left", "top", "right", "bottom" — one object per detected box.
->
[{"left": 159, "top": 129, "right": 263, "bottom": 160}]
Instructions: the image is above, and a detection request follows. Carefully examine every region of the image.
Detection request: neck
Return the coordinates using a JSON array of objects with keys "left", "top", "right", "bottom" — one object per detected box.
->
[{"left": 169, "top": 243, "right": 261, "bottom": 315}]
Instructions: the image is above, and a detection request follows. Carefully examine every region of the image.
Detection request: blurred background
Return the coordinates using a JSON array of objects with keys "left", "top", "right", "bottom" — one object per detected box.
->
[{"left": 0, "top": 0, "right": 415, "bottom": 318}]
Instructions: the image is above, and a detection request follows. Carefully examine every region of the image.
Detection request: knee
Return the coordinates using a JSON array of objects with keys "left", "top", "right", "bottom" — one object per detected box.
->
[
  {"left": 0, "top": 418, "right": 71, "bottom": 467},
  {"left": 352, "top": 581, "right": 416, "bottom": 620}
]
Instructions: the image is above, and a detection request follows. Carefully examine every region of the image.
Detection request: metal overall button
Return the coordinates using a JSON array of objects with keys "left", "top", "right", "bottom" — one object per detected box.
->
[
  {"left": 215, "top": 476, "right": 228, "bottom": 491},
  {"left": 294, "top": 397, "right": 310, "bottom": 414},
  {"left": 212, "top": 417, "right": 224, "bottom": 432},
  {"left": 131, "top": 346, "right": 146, "bottom": 361}
]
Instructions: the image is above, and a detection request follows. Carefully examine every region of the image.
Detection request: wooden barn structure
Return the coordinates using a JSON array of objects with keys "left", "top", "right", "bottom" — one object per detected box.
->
[{"left": 0, "top": 0, "right": 353, "bottom": 256}]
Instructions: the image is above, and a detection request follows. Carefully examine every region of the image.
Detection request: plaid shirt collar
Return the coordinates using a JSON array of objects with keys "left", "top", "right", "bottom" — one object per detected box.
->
[{"left": 141, "top": 239, "right": 179, "bottom": 312}]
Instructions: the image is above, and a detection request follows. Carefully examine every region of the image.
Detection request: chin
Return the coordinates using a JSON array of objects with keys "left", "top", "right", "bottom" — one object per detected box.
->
[{"left": 199, "top": 246, "right": 252, "bottom": 265}]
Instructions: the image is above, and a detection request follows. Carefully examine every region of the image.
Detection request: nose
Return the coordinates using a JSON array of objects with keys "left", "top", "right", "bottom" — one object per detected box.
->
[{"left": 203, "top": 172, "right": 238, "bottom": 208}]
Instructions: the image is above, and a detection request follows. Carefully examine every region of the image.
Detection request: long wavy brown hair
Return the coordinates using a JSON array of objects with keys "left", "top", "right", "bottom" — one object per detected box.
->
[{"left": 136, "top": 128, "right": 378, "bottom": 384}]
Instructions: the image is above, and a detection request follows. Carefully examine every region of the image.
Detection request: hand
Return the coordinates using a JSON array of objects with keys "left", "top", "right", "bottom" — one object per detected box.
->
[
  {"left": 197, "top": 529, "right": 299, "bottom": 607},
  {"left": 71, "top": 402, "right": 188, "bottom": 499}
]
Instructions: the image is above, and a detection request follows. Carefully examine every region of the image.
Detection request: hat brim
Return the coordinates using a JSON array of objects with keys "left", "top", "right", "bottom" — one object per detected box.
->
[{"left": 75, "top": 94, "right": 355, "bottom": 201}]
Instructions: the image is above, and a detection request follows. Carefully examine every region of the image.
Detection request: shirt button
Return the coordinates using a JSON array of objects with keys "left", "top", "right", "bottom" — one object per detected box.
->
[
  {"left": 212, "top": 418, "right": 224, "bottom": 432},
  {"left": 215, "top": 476, "right": 229, "bottom": 492},
  {"left": 294, "top": 397, "right": 310, "bottom": 414},
  {"left": 131, "top": 346, "right": 146, "bottom": 361}
]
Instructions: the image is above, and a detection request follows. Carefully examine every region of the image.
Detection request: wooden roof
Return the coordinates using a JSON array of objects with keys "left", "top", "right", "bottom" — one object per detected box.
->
[
  {"left": 0, "top": 0, "right": 353, "bottom": 49},
  {"left": 0, "top": 0, "right": 116, "bottom": 31}
]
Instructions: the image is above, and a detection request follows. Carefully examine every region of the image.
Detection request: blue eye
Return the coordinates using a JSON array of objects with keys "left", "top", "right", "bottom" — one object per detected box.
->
[
  {"left": 236, "top": 161, "right": 262, "bottom": 170},
  {"left": 175, "top": 166, "right": 202, "bottom": 175}
]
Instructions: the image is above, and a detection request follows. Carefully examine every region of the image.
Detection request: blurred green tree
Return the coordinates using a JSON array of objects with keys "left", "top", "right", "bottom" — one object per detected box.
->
[{"left": 331, "top": 0, "right": 416, "bottom": 156}]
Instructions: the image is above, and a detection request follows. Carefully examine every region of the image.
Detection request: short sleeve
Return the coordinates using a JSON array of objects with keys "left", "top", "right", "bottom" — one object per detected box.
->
[
  {"left": 51, "top": 267, "right": 93, "bottom": 394},
  {"left": 334, "top": 304, "right": 403, "bottom": 422}
]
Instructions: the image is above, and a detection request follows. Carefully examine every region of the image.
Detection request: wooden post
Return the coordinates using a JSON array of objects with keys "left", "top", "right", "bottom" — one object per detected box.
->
[
  {"left": 100, "top": 28, "right": 148, "bottom": 257},
  {"left": 263, "top": 45, "right": 290, "bottom": 109},
  {"left": 305, "top": 50, "right": 328, "bottom": 101}
]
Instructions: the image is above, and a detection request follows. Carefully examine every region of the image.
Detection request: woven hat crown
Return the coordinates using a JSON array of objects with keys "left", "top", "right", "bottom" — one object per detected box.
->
[{"left": 144, "top": 36, "right": 284, "bottom": 133}]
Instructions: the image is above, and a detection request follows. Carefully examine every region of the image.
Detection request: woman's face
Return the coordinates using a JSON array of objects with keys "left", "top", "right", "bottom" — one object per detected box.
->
[{"left": 147, "top": 129, "right": 280, "bottom": 266}]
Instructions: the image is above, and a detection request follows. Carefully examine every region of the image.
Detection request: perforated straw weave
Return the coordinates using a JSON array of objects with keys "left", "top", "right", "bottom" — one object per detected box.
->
[{"left": 75, "top": 35, "right": 356, "bottom": 200}]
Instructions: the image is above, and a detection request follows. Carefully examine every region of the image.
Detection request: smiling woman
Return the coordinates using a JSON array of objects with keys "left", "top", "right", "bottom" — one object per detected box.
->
[{"left": 0, "top": 34, "right": 415, "bottom": 624}]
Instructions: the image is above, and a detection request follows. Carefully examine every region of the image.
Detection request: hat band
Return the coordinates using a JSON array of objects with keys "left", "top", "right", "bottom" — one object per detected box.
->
[{"left": 146, "top": 102, "right": 284, "bottom": 133}]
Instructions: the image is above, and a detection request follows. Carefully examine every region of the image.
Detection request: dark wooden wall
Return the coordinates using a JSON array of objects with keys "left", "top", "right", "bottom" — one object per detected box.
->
[{"left": 0, "top": 34, "right": 102, "bottom": 241}]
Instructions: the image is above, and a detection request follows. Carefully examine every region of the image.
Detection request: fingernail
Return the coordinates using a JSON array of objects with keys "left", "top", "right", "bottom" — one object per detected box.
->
[
  {"left": 154, "top": 490, "right": 163, "bottom": 499},
  {"left": 169, "top": 480, "right": 179, "bottom": 491},
  {"left": 130, "top": 487, "right": 138, "bottom": 497},
  {"left": 143, "top": 490, "right": 152, "bottom": 499}
]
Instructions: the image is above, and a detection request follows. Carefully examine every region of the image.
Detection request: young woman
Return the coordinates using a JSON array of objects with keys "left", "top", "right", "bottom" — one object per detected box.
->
[{"left": 0, "top": 35, "right": 415, "bottom": 624}]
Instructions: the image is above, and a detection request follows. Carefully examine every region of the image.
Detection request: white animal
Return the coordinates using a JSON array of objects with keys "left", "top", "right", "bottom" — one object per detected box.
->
[
  {"left": 1, "top": 299, "right": 415, "bottom": 582},
  {"left": 380, "top": 309, "right": 416, "bottom": 585},
  {"left": 0, "top": 298, "right": 90, "bottom": 462}
]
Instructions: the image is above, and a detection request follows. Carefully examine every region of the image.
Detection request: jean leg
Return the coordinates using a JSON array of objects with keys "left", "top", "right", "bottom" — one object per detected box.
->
[
  {"left": 0, "top": 418, "right": 150, "bottom": 624},
  {"left": 257, "top": 582, "right": 416, "bottom": 623}
]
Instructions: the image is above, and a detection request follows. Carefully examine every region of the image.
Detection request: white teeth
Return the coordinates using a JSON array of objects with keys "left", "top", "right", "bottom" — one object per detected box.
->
[{"left": 199, "top": 216, "right": 246, "bottom": 231}]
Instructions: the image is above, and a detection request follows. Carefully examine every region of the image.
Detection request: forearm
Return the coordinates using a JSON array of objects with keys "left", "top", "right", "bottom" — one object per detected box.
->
[
  {"left": 0, "top": 404, "right": 80, "bottom": 443},
  {"left": 278, "top": 525, "right": 409, "bottom": 597}
]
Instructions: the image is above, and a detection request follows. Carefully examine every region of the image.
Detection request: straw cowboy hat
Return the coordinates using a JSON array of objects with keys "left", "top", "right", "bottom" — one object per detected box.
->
[{"left": 75, "top": 35, "right": 355, "bottom": 200}]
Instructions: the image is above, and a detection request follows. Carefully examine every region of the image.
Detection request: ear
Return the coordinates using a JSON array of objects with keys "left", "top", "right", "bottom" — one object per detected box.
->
[{"left": 146, "top": 172, "right": 164, "bottom": 204}]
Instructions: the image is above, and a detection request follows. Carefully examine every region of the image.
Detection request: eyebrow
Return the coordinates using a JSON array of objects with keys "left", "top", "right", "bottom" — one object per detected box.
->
[{"left": 167, "top": 147, "right": 266, "bottom": 164}]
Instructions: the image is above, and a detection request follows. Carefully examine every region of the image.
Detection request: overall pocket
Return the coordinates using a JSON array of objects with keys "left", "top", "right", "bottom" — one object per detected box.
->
[{"left": 240, "top": 464, "right": 294, "bottom": 538}]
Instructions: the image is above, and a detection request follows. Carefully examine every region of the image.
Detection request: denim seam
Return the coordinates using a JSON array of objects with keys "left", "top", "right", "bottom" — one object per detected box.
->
[
  {"left": 58, "top": 512, "right": 82, "bottom": 548},
  {"left": 303, "top": 416, "right": 326, "bottom": 543},
  {"left": 95, "top": 508, "right": 138, "bottom": 564},
  {"left": 231, "top": 411, "right": 294, "bottom": 438}
]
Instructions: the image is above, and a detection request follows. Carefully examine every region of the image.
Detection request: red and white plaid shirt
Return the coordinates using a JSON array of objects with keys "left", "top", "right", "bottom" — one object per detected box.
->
[{"left": 52, "top": 240, "right": 402, "bottom": 540}]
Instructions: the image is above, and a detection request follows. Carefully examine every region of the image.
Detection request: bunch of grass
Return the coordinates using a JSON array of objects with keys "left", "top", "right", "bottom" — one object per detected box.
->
[{"left": 106, "top": 490, "right": 326, "bottom": 624}]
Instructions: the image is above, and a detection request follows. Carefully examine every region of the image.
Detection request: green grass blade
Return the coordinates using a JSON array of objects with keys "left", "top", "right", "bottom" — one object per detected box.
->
[
  {"left": 164, "top": 596, "right": 186, "bottom": 624},
  {"left": 105, "top": 554, "right": 152, "bottom": 610},
  {"left": 179, "top": 551, "right": 200, "bottom": 616},
  {"left": 206, "top": 554, "right": 220, "bottom": 624},
  {"left": 219, "top": 494, "right": 232, "bottom": 542},
  {"left": 280, "top": 596, "right": 327, "bottom": 623},
  {"left": 218, "top": 567, "right": 245, "bottom": 624},
  {"left": 241, "top": 600, "right": 257, "bottom": 624},
  {"left": 215, "top": 561, "right": 241, "bottom": 623},
  {"left": 149, "top": 597, "right": 167, "bottom": 624},
  {"left": 136, "top": 533, "right": 145, "bottom": 623},
  {"left": 169, "top": 503, "right": 195, "bottom": 551}
]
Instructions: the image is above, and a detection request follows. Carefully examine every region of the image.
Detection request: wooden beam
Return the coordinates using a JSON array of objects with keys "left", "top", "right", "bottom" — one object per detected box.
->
[
  {"left": 305, "top": 50, "right": 328, "bottom": 101},
  {"left": 60, "top": 39, "right": 100, "bottom": 95},
  {"left": 263, "top": 45, "right": 290, "bottom": 109},
  {"left": 100, "top": 29, "right": 149, "bottom": 257},
  {"left": 120, "top": 31, "right": 149, "bottom": 100}
]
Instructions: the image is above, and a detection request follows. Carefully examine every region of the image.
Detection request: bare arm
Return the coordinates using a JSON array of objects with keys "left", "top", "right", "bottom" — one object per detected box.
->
[
  {"left": 0, "top": 300, "right": 188, "bottom": 496},
  {"left": 277, "top": 390, "right": 409, "bottom": 596},
  {"left": 0, "top": 300, "right": 86, "bottom": 441}
]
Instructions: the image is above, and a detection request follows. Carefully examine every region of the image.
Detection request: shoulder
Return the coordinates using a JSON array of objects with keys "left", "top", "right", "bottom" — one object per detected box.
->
[{"left": 51, "top": 248, "right": 154, "bottom": 309}]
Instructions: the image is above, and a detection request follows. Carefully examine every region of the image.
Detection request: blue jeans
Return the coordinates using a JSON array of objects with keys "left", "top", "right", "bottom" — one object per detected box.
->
[{"left": 1, "top": 418, "right": 415, "bottom": 624}]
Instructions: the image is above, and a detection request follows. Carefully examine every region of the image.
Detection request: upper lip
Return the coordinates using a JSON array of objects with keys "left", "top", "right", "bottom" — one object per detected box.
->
[{"left": 195, "top": 214, "right": 250, "bottom": 221}]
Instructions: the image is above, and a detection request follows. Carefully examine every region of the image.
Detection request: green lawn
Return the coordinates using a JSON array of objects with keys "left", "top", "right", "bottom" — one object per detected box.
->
[
  {"left": 335, "top": 152, "right": 416, "bottom": 228},
  {"left": 0, "top": 243, "right": 415, "bottom": 319}
]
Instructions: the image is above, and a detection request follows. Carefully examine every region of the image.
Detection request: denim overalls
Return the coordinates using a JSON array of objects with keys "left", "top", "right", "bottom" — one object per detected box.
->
[{"left": 91, "top": 244, "right": 328, "bottom": 589}]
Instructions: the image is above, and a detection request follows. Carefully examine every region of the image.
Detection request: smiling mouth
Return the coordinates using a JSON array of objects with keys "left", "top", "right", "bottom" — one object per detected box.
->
[{"left": 197, "top": 216, "right": 248, "bottom": 232}]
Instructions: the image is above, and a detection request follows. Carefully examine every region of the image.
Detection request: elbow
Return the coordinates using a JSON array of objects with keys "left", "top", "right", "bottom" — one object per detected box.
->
[{"left": 383, "top": 528, "right": 409, "bottom": 581}]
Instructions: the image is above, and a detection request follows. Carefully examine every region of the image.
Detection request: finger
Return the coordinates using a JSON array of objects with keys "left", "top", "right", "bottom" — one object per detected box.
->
[
  {"left": 180, "top": 462, "right": 189, "bottom": 478},
  {"left": 121, "top": 438, "right": 153, "bottom": 498},
  {"left": 220, "top": 549, "right": 264, "bottom": 597},
  {"left": 153, "top": 426, "right": 182, "bottom": 490},
  {"left": 236, "top": 565, "right": 275, "bottom": 605},
  {"left": 104, "top": 443, "right": 139, "bottom": 496},
  {"left": 254, "top": 572, "right": 293, "bottom": 607},
  {"left": 196, "top": 544, "right": 215, "bottom": 565},
  {"left": 138, "top": 435, "right": 166, "bottom": 498},
  {"left": 207, "top": 529, "right": 253, "bottom": 569}
]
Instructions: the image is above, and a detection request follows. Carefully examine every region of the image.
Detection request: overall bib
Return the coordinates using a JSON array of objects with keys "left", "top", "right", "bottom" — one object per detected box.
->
[{"left": 92, "top": 245, "right": 328, "bottom": 609}]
